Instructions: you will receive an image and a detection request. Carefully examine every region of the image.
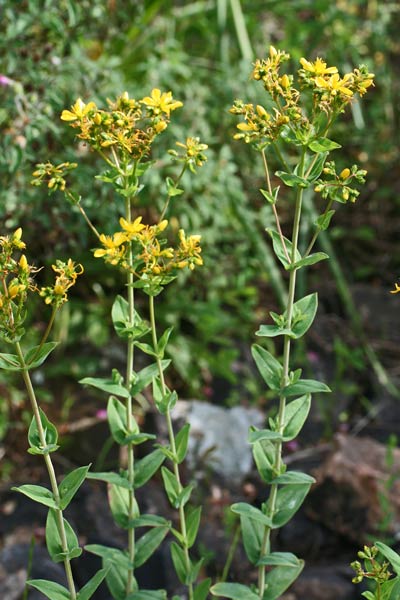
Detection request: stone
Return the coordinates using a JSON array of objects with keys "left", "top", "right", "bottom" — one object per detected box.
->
[{"left": 172, "top": 400, "right": 264, "bottom": 484}]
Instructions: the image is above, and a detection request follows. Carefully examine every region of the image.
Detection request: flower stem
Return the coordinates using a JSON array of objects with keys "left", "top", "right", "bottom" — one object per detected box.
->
[
  {"left": 257, "top": 148, "right": 306, "bottom": 599},
  {"left": 261, "top": 149, "right": 290, "bottom": 264},
  {"left": 149, "top": 295, "right": 194, "bottom": 600},
  {"left": 14, "top": 341, "right": 77, "bottom": 600},
  {"left": 125, "top": 191, "right": 137, "bottom": 596}
]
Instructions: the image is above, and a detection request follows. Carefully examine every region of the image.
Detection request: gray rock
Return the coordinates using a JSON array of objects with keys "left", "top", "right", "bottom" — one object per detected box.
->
[{"left": 173, "top": 400, "right": 264, "bottom": 483}]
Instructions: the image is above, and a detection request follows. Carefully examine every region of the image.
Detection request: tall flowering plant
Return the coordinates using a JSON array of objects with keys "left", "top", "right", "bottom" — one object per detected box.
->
[
  {"left": 211, "top": 47, "right": 374, "bottom": 600},
  {"left": 31, "top": 89, "right": 208, "bottom": 600}
]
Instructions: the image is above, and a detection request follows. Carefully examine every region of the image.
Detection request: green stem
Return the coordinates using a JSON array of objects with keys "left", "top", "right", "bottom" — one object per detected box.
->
[
  {"left": 303, "top": 197, "right": 334, "bottom": 258},
  {"left": 220, "top": 524, "right": 241, "bottom": 583},
  {"left": 257, "top": 149, "right": 306, "bottom": 599},
  {"left": 125, "top": 191, "right": 137, "bottom": 596},
  {"left": 29, "top": 307, "right": 57, "bottom": 365},
  {"left": 14, "top": 342, "right": 77, "bottom": 600},
  {"left": 160, "top": 163, "right": 187, "bottom": 221},
  {"left": 149, "top": 295, "right": 194, "bottom": 600},
  {"left": 261, "top": 149, "right": 290, "bottom": 264}
]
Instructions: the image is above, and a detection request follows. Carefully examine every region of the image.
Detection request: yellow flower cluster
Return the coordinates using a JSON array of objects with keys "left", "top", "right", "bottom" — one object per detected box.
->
[
  {"left": 93, "top": 217, "right": 203, "bottom": 289},
  {"left": 169, "top": 137, "right": 209, "bottom": 172},
  {"left": 31, "top": 162, "right": 78, "bottom": 192},
  {"left": 39, "top": 259, "right": 84, "bottom": 307},
  {"left": 60, "top": 90, "right": 183, "bottom": 160},
  {"left": 232, "top": 47, "right": 374, "bottom": 146}
]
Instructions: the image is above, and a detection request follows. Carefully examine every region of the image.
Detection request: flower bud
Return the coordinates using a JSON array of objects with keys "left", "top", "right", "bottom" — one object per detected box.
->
[
  {"left": 281, "top": 74, "right": 290, "bottom": 89},
  {"left": 269, "top": 45, "right": 277, "bottom": 58},
  {"left": 340, "top": 168, "right": 350, "bottom": 179},
  {"left": 94, "top": 112, "right": 102, "bottom": 125},
  {"left": 19, "top": 254, "right": 28, "bottom": 271}
]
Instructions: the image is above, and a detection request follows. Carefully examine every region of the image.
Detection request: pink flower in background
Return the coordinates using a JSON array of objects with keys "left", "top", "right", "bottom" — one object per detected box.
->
[
  {"left": 96, "top": 408, "right": 107, "bottom": 421},
  {"left": 0, "top": 75, "right": 13, "bottom": 86}
]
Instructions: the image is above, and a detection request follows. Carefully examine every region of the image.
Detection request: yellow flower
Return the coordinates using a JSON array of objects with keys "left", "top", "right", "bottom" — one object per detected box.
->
[
  {"left": 19, "top": 254, "right": 28, "bottom": 271},
  {"left": 119, "top": 216, "right": 146, "bottom": 237},
  {"left": 61, "top": 98, "right": 97, "bottom": 121},
  {"left": 390, "top": 283, "right": 400, "bottom": 294},
  {"left": 300, "top": 57, "right": 338, "bottom": 76},
  {"left": 340, "top": 168, "right": 351, "bottom": 179},
  {"left": 141, "top": 89, "right": 183, "bottom": 117},
  {"left": 315, "top": 73, "right": 353, "bottom": 97},
  {"left": 94, "top": 232, "right": 127, "bottom": 258}
]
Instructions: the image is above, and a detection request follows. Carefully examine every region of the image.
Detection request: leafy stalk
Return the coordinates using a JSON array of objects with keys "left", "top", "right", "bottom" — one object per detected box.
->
[
  {"left": 14, "top": 341, "right": 78, "bottom": 600},
  {"left": 124, "top": 173, "right": 137, "bottom": 596},
  {"left": 149, "top": 294, "right": 194, "bottom": 600},
  {"left": 257, "top": 148, "right": 306, "bottom": 598}
]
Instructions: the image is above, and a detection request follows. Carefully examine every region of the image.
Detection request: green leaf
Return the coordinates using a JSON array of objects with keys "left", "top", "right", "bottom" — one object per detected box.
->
[
  {"left": 135, "top": 526, "right": 169, "bottom": 568},
  {"left": 186, "top": 506, "right": 202, "bottom": 548},
  {"left": 153, "top": 378, "right": 178, "bottom": 414},
  {"left": 262, "top": 560, "right": 304, "bottom": 599},
  {"left": 252, "top": 439, "right": 275, "bottom": 483},
  {"left": 177, "top": 484, "right": 194, "bottom": 508},
  {"left": 376, "top": 542, "right": 400, "bottom": 575},
  {"left": 127, "top": 591, "right": 167, "bottom": 600},
  {"left": 256, "top": 293, "right": 318, "bottom": 340},
  {"left": 86, "top": 471, "right": 131, "bottom": 489},
  {"left": 46, "top": 509, "right": 82, "bottom": 563},
  {"left": 268, "top": 229, "right": 301, "bottom": 270},
  {"left": 78, "top": 568, "right": 109, "bottom": 600},
  {"left": 25, "top": 342, "right": 58, "bottom": 369},
  {"left": 59, "top": 465, "right": 90, "bottom": 509},
  {"left": 248, "top": 429, "right": 283, "bottom": 444},
  {"left": 161, "top": 467, "right": 180, "bottom": 507},
  {"left": 84, "top": 544, "right": 131, "bottom": 569},
  {"left": 251, "top": 344, "right": 282, "bottom": 391},
  {"left": 257, "top": 551, "right": 301, "bottom": 567},
  {"left": 255, "top": 324, "right": 293, "bottom": 338},
  {"left": 305, "top": 151, "right": 328, "bottom": 181},
  {"left": 240, "top": 514, "right": 264, "bottom": 564},
  {"left": 109, "top": 483, "right": 138, "bottom": 529},
  {"left": 135, "top": 449, "right": 165, "bottom": 488},
  {"left": 308, "top": 137, "right": 341, "bottom": 152},
  {"left": 0, "top": 352, "right": 21, "bottom": 370},
  {"left": 271, "top": 471, "right": 315, "bottom": 485},
  {"left": 28, "top": 408, "right": 59, "bottom": 455},
  {"left": 282, "top": 395, "right": 311, "bottom": 441},
  {"left": 315, "top": 209, "right": 335, "bottom": 231},
  {"left": 130, "top": 361, "right": 170, "bottom": 397},
  {"left": 194, "top": 578, "right": 212, "bottom": 600},
  {"left": 275, "top": 171, "right": 308, "bottom": 188},
  {"left": 134, "top": 341, "right": 158, "bottom": 357},
  {"left": 27, "top": 580, "right": 70, "bottom": 600},
  {"left": 290, "top": 252, "right": 329, "bottom": 270},
  {"left": 290, "top": 293, "right": 318, "bottom": 338},
  {"left": 80, "top": 376, "right": 130, "bottom": 399},
  {"left": 272, "top": 483, "right": 312, "bottom": 528},
  {"left": 361, "top": 592, "right": 375, "bottom": 600},
  {"left": 12, "top": 484, "right": 57, "bottom": 509},
  {"left": 211, "top": 582, "right": 259, "bottom": 600},
  {"left": 260, "top": 186, "right": 280, "bottom": 205},
  {"left": 105, "top": 562, "right": 128, "bottom": 600},
  {"left": 166, "top": 176, "right": 184, "bottom": 197},
  {"left": 231, "top": 503, "right": 272, "bottom": 527},
  {"left": 111, "top": 296, "right": 150, "bottom": 340},
  {"left": 170, "top": 541, "right": 189, "bottom": 584},
  {"left": 282, "top": 379, "right": 331, "bottom": 397},
  {"left": 175, "top": 423, "right": 190, "bottom": 464},
  {"left": 131, "top": 515, "right": 170, "bottom": 528},
  {"left": 108, "top": 396, "right": 130, "bottom": 445},
  {"left": 157, "top": 327, "right": 173, "bottom": 358}
]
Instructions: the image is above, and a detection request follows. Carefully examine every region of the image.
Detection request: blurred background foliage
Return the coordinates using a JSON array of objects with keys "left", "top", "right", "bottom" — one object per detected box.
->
[{"left": 1, "top": 0, "right": 400, "bottom": 461}]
